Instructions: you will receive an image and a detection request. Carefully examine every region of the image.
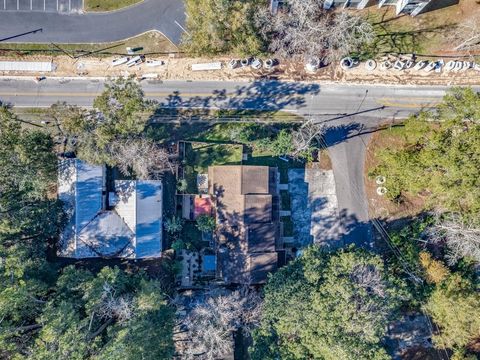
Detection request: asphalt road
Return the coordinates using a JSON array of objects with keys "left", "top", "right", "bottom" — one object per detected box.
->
[
  {"left": 0, "top": 78, "right": 451, "bottom": 115},
  {"left": 0, "top": 78, "right": 466, "bottom": 246},
  {"left": 0, "top": 0, "right": 185, "bottom": 44}
]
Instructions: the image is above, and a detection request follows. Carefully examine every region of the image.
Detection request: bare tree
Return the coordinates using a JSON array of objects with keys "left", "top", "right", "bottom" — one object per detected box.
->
[
  {"left": 97, "top": 282, "right": 134, "bottom": 324},
  {"left": 291, "top": 120, "right": 325, "bottom": 157},
  {"left": 255, "top": 0, "right": 374, "bottom": 62},
  {"left": 351, "top": 264, "right": 385, "bottom": 298},
  {"left": 181, "top": 288, "right": 262, "bottom": 360},
  {"left": 327, "top": 12, "right": 375, "bottom": 63},
  {"left": 450, "top": 16, "right": 480, "bottom": 53},
  {"left": 426, "top": 213, "right": 480, "bottom": 266},
  {"left": 113, "top": 138, "right": 174, "bottom": 179},
  {"left": 86, "top": 281, "right": 135, "bottom": 341}
]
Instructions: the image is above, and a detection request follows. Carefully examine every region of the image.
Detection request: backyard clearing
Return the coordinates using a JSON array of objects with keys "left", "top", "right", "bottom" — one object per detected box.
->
[{"left": 85, "top": 0, "right": 142, "bottom": 11}]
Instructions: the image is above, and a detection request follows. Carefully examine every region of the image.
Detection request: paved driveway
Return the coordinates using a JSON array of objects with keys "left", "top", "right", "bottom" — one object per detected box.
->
[
  {"left": 1, "top": 0, "right": 83, "bottom": 13},
  {"left": 0, "top": 0, "right": 185, "bottom": 44},
  {"left": 288, "top": 166, "right": 342, "bottom": 248}
]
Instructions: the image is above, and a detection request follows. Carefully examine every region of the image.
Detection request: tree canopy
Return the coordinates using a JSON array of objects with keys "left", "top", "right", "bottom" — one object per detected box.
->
[
  {"left": 423, "top": 273, "right": 480, "bottom": 355},
  {"left": 250, "top": 246, "right": 408, "bottom": 360},
  {"left": 195, "top": 214, "right": 216, "bottom": 233},
  {"left": 255, "top": 0, "right": 374, "bottom": 61},
  {"left": 386, "top": 217, "right": 480, "bottom": 359},
  {"left": 54, "top": 77, "right": 172, "bottom": 179},
  {"left": 61, "top": 77, "right": 153, "bottom": 163},
  {"left": 183, "top": 0, "right": 374, "bottom": 60},
  {"left": 0, "top": 105, "right": 175, "bottom": 359},
  {"left": 0, "top": 106, "right": 62, "bottom": 247},
  {"left": 0, "top": 106, "right": 63, "bottom": 357},
  {"left": 181, "top": 288, "right": 261, "bottom": 360},
  {"left": 372, "top": 87, "right": 480, "bottom": 221},
  {"left": 32, "top": 266, "right": 174, "bottom": 360},
  {"left": 182, "top": 0, "right": 264, "bottom": 56}
]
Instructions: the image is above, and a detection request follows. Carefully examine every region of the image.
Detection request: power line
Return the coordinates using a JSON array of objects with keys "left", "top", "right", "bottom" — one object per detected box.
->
[{"left": 311, "top": 101, "right": 452, "bottom": 358}]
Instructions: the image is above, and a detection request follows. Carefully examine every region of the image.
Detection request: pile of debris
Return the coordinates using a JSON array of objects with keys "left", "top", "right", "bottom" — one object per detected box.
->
[
  {"left": 111, "top": 54, "right": 165, "bottom": 80},
  {"left": 339, "top": 54, "right": 480, "bottom": 74},
  {"left": 190, "top": 57, "right": 279, "bottom": 72}
]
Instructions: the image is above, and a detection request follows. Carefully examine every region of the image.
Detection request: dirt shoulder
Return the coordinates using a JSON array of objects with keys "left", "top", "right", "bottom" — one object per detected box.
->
[{"left": 1, "top": 53, "right": 480, "bottom": 86}]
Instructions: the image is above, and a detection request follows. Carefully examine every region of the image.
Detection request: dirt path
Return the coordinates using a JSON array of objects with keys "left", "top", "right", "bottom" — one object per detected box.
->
[{"left": 1, "top": 54, "right": 480, "bottom": 86}]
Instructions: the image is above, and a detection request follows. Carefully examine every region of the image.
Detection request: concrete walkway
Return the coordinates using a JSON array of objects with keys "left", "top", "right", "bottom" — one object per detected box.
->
[{"left": 0, "top": 0, "right": 185, "bottom": 45}]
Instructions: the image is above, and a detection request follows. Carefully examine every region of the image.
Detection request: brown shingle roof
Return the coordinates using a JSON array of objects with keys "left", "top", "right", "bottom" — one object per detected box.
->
[
  {"left": 247, "top": 223, "right": 277, "bottom": 253},
  {"left": 208, "top": 165, "right": 270, "bottom": 197},
  {"left": 240, "top": 166, "right": 269, "bottom": 194},
  {"left": 209, "top": 165, "right": 279, "bottom": 284},
  {"left": 245, "top": 194, "right": 272, "bottom": 224},
  {"left": 249, "top": 252, "right": 278, "bottom": 284}
]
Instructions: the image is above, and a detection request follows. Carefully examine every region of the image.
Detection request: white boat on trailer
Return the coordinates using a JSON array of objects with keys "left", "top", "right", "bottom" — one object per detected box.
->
[
  {"left": 453, "top": 61, "right": 463, "bottom": 72},
  {"left": 112, "top": 57, "right": 129, "bottom": 67},
  {"left": 423, "top": 61, "right": 437, "bottom": 72},
  {"left": 445, "top": 60, "right": 456, "bottom": 72},
  {"left": 146, "top": 60, "right": 165, "bottom": 67},
  {"left": 126, "top": 56, "right": 143, "bottom": 67},
  {"left": 413, "top": 60, "right": 428, "bottom": 70}
]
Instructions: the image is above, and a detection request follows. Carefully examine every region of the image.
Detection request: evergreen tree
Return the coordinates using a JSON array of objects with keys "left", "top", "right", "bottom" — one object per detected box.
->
[
  {"left": 424, "top": 274, "right": 480, "bottom": 354},
  {"left": 195, "top": 214, "right": 216, "bottom": 233},
  {"left": 183, "top": 0, "right": 264, "bottom": 56},
  {"left": 33, "top": 266, "right": 175, "bottom": 360},
  {"left": 0, "top": 106, "right": 63, "bottom": 357},
  {"left": 250, "top": 246, "right": 408, "bottom": 360},
  {"left": 372, "top": 87, "right": 480, "bottom": 221}
]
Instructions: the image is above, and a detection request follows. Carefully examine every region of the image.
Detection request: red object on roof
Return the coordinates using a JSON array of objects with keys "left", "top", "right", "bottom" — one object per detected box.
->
[{"left": 194, "top": 196, "right": 212, "bottom": 219}]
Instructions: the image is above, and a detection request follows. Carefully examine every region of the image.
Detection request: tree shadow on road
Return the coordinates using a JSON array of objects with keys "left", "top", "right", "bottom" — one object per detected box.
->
[{"left": 151, "top": 80, "right": 320, "bottom": 121}]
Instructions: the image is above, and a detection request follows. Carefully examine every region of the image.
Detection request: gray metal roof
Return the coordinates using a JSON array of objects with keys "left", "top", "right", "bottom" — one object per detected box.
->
[
  {"left": 58, "top": 159, "right": 162, "bottom": 259},
  {"left": 135, "top": 181, "right": 163, "bottom": 258}
]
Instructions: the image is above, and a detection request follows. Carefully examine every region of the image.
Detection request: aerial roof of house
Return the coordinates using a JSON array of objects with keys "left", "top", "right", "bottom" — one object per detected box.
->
[
  {"left": 208, "top": 165, "right": 279, "bottom": 284},
  {"left": 58, "top": 159, "right": 163, "bottom": 259}
]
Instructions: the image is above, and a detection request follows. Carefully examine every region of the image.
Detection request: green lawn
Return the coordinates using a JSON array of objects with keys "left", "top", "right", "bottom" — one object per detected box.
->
[
  {"left": 189, "top": 142, "right": 243, "bottom": 172},
  {"left": 0, "top": 31, "right": 177, "bottom": 58},
  {"left": 182, "top": 141, "right": 243, "bottom": 193},
  {"left": 244, "top": 149, "right": 304, "bottom": 183},
  {"left": 159, "top": 121, "right": 306, "bottom": 185},
  {"left": 85, "top": 0, "right": 142, "bottom": 11},
  {"left": 193, "top": 122, "right": 305, "bottom": 183}
]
